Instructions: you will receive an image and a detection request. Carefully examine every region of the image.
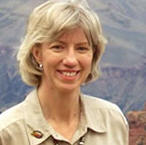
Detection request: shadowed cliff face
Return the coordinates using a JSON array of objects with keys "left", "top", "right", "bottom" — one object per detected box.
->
[{"left": 127, "top": 103, "right": 146, "bottom": 145}]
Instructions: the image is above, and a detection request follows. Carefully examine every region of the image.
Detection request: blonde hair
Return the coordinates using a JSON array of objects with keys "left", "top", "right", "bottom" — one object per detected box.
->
[{"left": 17, "top": 0, "right": 107, "bottom": 86}]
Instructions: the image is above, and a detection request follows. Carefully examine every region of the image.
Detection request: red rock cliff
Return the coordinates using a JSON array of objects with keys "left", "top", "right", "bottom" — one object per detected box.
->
[{"left": 127, "top": 102, "right": 146, "bottom": 145}]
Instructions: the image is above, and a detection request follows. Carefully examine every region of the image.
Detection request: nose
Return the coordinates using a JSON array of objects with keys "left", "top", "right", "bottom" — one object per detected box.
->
[{"left": 62, "top": 48, "right": 78, "bottom": 68}]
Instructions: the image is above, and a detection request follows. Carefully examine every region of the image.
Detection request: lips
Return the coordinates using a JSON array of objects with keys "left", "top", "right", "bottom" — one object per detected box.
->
[
  {"left": 61, "top": 71, "right": 77, "bottom": 77},
  {"left": 56, "top": 70, "right": 80, "bottom": 80}
]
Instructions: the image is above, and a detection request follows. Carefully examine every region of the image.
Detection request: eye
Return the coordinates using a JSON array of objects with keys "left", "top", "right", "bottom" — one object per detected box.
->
[
  {"left": 76, "top": 46, "right": 90, "bottom": 53},
  {"left": 50, "top": 44, "right": 64, "bottom": 52}
]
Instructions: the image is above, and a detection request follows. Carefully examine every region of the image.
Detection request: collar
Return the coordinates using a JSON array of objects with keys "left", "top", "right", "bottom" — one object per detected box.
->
[
  {"left": 23, "top": 89, "right": 106, "bottom": 145},
  {"left": 23, "top": 89, "right": 52, "bottom": 145},
  {"left": 80, "top": 94, "right": 107, "bottom": 133}
]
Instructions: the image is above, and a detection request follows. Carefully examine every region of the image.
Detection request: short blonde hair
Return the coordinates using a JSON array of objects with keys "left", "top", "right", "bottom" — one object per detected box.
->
[{"left": 17, "top": 0, "right": 107, "bottom": 86}]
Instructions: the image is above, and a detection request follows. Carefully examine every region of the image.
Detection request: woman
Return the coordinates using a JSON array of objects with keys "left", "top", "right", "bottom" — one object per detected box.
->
[{"left": 0, "top": 0, "right": 129, "bottom": 145}]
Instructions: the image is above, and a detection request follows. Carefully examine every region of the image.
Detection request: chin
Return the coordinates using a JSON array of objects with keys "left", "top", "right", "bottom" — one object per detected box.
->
[{"left": 56, "top": 83, "right": 81, "bottom": 93}]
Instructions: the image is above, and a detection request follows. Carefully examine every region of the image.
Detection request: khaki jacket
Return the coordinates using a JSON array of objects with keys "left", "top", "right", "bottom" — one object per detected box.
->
[{"left": 0, "top": 89, "right": 129, "bottom": 145}]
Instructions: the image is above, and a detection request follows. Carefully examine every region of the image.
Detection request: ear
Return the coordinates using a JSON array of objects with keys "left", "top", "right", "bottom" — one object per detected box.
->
[{"left": 31, "top": 45, "right": 42, "bottom": 64}]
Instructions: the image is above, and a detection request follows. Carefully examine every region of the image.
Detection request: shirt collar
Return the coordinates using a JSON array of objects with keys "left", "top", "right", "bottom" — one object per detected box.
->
[
  {"left": 80, "top": 94, "right": 107, "bottom": 133},
  {"left": 23, "top": 89, "right": 106, "bottom": 145},
  {"left": 23, "top": 89, "right": 52, "bottom": 145}
]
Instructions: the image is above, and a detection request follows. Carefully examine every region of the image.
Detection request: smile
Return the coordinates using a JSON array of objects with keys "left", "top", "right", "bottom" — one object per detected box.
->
[
  {"left": 57, "top": 70, "right": 80, "bottom": 79},
  {"left": 62, "top": 71, "right": 77, "bottom": 77}
]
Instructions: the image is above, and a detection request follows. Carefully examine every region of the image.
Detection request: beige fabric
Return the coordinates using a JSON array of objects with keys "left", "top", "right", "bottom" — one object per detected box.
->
[{"left": 0, "top": 89, "right": 129, "bottom": 145}]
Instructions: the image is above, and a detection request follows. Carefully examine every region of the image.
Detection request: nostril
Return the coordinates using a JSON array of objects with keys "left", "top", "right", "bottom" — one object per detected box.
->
[
  {"left": 62, "top": 56, "right": 78, "bottom": 67},
  {"left": 64, "top": 63, "right": 77, "bottom": 68}
]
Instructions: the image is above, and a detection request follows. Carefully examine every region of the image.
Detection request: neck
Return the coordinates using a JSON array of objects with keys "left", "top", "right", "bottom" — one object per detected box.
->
[{"left": 37, "top": 83, "right": 81, "bottom": 123}]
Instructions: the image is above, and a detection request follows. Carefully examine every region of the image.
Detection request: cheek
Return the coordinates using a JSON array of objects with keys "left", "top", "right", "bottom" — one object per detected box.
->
[
  {"left": 42, "top": 52, "right": 60, "bottom": 65},
  {"left": 81, "top": 55, "right": 93, "bottom": 69},
  {"left": 87, "top": 53, "right": 93, "bottom": 65}
]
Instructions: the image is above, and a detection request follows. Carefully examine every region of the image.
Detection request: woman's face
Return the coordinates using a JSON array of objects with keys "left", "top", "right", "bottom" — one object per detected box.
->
[{"left": 33, "top": 27, "right": 93, "bottom": 92}]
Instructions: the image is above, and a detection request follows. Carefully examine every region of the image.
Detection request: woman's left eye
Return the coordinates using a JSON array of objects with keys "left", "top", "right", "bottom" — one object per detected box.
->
[{"left": 77, "top": 47, "right": 89, "bottom": 52}]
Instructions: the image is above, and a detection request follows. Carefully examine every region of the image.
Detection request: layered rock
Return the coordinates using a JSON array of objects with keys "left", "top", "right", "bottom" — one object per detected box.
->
[{"left": 127, "top": 102, "right": 146, "bottom": 145}]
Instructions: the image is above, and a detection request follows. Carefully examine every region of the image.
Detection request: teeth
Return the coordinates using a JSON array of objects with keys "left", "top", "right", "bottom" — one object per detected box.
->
[{"left": 62, "top": 72, "right": 77, "bottom": 76}]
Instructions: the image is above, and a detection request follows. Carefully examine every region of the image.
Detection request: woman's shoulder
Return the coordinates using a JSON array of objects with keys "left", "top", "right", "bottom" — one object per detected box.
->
[
  {"left": 83, "top": 94, "right": 121, "bottom": 111},
  {"left": 82, "top": 94, "right": 128, "bottom": 126},
  {"left": 0, "top": 89, "right": 35, "bottom": 131},
  {"left": 0, "top": 102, "right": 24, "bottom": 131}
]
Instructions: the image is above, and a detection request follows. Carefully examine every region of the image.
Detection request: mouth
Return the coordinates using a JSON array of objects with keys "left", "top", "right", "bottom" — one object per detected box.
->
[
  {"left": 57, "top": 70, "right": 80, "bottom": 80},
  {"left": 61, "top": 71, "right": 78, "bottom": 77}
]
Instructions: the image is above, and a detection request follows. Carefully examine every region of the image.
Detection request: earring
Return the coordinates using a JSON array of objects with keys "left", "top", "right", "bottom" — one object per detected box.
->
[
  {"left": 39, "top": 64, "right": 43, "bottom": 68},
  {"left": 39, "top": 64, "right": 43, "bottom": 71}
]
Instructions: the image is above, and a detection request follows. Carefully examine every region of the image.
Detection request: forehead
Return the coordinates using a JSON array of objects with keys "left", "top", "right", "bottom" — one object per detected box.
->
[{"left": 58, "top": 27, "right": 89, "bottom": 44}]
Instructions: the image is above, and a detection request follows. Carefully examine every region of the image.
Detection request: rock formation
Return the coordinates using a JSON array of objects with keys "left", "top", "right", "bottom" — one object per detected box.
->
[{"left": 127, "top": 102, "right": 146, "bottom": 145}]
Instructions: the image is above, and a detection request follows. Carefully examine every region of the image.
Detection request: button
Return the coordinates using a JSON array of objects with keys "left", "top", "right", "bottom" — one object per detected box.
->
[{"left": 31, "top": 130, "right": 43, "bottom": 138}]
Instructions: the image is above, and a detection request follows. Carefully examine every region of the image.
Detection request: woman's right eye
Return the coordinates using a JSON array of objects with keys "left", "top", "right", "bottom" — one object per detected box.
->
[{"left": 50, "top": 45, "right": 64, "bottom": 52}]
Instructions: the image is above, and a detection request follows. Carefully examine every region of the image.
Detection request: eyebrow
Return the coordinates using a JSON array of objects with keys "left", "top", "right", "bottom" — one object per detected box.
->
[{"left": 56, "top": 40, "right": 89, "bottom": 45}]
